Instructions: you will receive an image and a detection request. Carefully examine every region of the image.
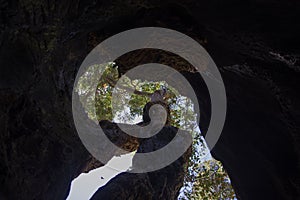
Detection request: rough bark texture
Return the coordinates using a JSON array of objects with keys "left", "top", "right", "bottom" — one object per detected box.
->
[
  {"left": 0, "top": 0, "right": 300, "bottom": 200},
  {"left": 91, "top": 125, "right": 191, "bottom": 200}
]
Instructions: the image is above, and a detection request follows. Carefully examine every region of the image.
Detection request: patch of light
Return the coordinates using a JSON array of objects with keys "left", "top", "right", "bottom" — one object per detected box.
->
[{"left": 66, "top": 152, "right": 134, "bottom": 200}]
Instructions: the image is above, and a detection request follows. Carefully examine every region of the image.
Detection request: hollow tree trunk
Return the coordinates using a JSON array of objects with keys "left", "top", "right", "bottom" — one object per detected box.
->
[{"left": 1, "top": 0, "right": 300, "bottom": 200}]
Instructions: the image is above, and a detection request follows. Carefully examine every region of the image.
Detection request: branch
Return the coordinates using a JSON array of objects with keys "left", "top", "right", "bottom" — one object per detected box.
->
[{"left": 105, "top": 77, "right": 153, "bottom": 97}]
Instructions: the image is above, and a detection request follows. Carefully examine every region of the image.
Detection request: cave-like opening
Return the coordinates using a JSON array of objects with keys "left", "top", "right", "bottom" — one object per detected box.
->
[{"left": 68, "top": 63, "right": 236, "bottom": 199}]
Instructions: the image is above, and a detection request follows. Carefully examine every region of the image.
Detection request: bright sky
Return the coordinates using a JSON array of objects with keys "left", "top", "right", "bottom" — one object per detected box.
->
[
  {"left": 66, "top": 153, "right": 135, "bottom": 200},
  {"left": 66, "top": 109, "right": 141, "bottom": 200}
]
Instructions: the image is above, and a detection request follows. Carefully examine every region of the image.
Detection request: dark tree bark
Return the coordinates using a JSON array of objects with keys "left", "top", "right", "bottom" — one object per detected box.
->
[{"left": 91, "top": 125, "right": 191, "bottom": 200}]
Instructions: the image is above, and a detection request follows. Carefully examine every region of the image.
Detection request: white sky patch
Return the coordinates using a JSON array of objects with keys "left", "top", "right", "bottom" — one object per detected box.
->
[
  {"left": 66, "top": 153, "right": 134, "bottom": 200},
  {"left": 66, "top": 108, "right": 138, "bottom": 200}
]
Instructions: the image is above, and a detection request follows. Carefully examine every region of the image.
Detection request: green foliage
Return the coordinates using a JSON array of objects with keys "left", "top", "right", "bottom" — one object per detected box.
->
[
  {"left": 76, "top": 63, "right": 236, "bottom": 199},
  {"left": 75, "top": 63, "right": 117, "bottom": 121},
  {"left": 180, "top": 159, "right": 236, "bottom": 200}
]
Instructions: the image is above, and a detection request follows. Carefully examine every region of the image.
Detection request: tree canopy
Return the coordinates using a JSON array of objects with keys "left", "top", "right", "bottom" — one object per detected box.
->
[{"left": 75, "top": 63, "right": 236, "bottom": 200}]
